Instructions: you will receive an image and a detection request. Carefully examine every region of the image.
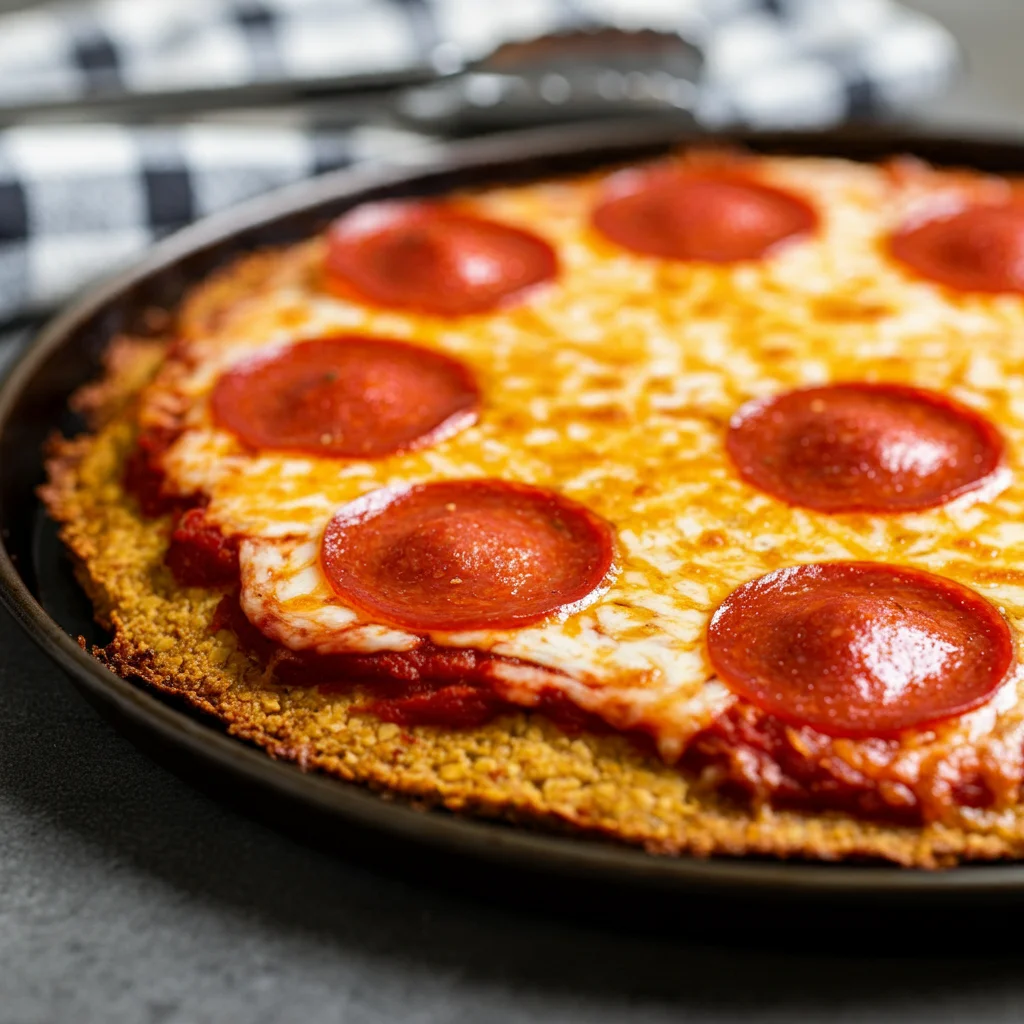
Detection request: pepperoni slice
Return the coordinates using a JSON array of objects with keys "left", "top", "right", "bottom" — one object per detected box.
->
[
  {"left": 324, "top": 201, "right": 558, "bottom": 316},
  {"left": 889, "top": 203, "right": 1024, "bottom": 293},
  {"left": 210, "top": 336, "right": 479, "bottom": 458},
  {"left": 320, "top": 480, "right": 615, "bottom": 632},
  {"left": 726, "top": 383, "right": 1004, "bottom": 513},
  {"left": 591, "top": 168, "right": 817, "bottom": 263},
  {"left": 707, "top": 562, "right": 1013, "bottom": 738}
]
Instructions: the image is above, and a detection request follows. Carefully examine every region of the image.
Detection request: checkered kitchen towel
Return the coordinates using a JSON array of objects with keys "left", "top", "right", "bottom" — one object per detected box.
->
[{"left": 0, "top": 0, "right": 957, "bottom": 323}]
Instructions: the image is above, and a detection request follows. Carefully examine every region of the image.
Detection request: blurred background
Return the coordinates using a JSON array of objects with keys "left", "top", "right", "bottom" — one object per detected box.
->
[
  {"left": 908, "top": 1, "right": 1024, "bottom": 131},
  {"left": 0, "top": 0, "right": 1019, "bottom": 129},
  {"left": 0, "top": 0, "right": 1019, "bottom": 329}
]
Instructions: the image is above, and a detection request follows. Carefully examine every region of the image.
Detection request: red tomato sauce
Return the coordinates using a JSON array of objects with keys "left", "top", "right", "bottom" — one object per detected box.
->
[
  {"left": 682, "top": 702, "right": 1003, "bottom": 824},
  {"left": 212, "top": 593, "right": 615, "bottom": 736},
  {"left": 165, "top": 509, "right": 240, "bottom": 587},
  {"left": 122, "top": 427, "right": 193, "bottom": 517}
]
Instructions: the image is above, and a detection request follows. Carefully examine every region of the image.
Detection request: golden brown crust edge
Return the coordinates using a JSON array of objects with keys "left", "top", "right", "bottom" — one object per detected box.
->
[{"left": 37, "top": 260, "right": 1024, "bottom": 871}]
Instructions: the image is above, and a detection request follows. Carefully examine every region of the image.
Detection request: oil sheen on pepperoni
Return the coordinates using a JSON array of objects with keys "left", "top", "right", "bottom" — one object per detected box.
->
[
  {"left": 320, "top": 480, "right": 615, "bottom": 632},
  {"left": 324, "top": 201, "right": 558, "bottom": 316},
  {"left": 707, "top": 562, "right": 1012, "bottom": 738},
  {"left": 591, "top": 168, "right": 817, "bottom": 262},
  {"left": 210, "top": 336, "right": 479, "bottom": 458},
  {"left": 726, "top": 383, "right": 1004, "bottom": 513},
  {"left": 889, "top": 203, "right": 1024, "bottom": 293}
]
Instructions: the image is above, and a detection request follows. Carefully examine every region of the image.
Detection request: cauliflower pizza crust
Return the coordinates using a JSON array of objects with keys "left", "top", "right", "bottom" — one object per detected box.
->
[{"left": 43, "top": 148, "right": 1024, "bottom": 867}]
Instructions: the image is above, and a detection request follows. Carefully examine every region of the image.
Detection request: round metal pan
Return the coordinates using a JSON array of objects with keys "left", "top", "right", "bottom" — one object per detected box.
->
[{"left": 7, "top": 120, "right": 1024, "bottom": 910}]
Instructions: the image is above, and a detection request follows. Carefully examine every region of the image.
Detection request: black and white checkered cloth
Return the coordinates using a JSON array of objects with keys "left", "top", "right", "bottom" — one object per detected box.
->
[{"left": 0, "top": 0, "right": 957, "bottom": 324}]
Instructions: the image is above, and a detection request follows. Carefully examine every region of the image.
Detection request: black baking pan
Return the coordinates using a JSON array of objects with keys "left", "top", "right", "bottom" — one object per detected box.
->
[{"left": 8, "top": 120, "right": 1024, "bottom": 926}]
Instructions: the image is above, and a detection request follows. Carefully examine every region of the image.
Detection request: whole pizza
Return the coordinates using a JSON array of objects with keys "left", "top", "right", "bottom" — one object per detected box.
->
[{"left": 43, "top": 146, "right": 1024, "bottom": 867}]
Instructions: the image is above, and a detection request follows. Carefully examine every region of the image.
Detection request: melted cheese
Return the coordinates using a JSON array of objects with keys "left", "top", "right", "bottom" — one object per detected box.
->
[{"left": 142, "top": 153, "right": 1024, "bottom": 758}]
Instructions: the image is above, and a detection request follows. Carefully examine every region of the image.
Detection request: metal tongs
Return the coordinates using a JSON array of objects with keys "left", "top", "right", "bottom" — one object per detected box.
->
[
  {"left": 397, "top": 27, "right": 702, "bottom": 135},
  {"left": 0, "top": 26, "right": 703, "bottom": 135}
]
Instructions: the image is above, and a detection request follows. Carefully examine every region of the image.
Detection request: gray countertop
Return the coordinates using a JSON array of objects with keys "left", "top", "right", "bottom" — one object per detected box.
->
[{"left": 6, "top": 2, "right": 1024, "bottom": 1021}]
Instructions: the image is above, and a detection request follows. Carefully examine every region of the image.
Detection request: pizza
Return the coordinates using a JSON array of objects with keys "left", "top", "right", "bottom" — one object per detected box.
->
[{"left": 42, "top": 146, "right": 1024, "bottom": 867}]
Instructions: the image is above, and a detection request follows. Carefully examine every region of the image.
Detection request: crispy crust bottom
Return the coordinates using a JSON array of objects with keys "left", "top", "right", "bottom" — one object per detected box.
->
[{"left": 37, "top": 283, "right": 1024, "bottom": 872}]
